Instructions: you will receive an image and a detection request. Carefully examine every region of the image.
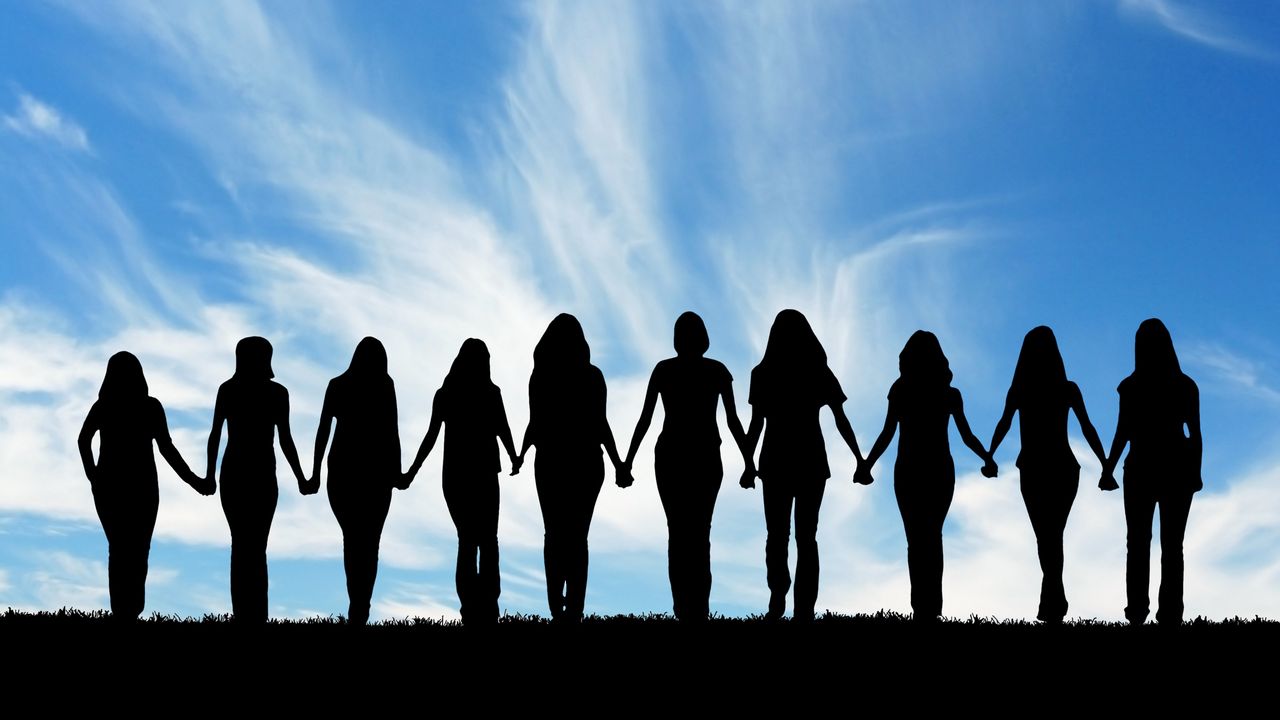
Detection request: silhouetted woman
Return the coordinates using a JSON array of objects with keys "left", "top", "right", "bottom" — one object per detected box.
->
[
  {"left": 986, "top": 326, "right": 1106, "bottom": 623},
  {"left": 204, "top": 336, "right": 309, "bottom": 623},
  {"left": 78, "top": 352, "right": 207, "bottom": 621},
  {"left": 404, "top": 338, "right": 520, "bottom": 626},
  {"left": 310, "top": 337, "right": 401, "bottom": 626},
  {"left": 623, "top": 312, "right": 752, "bottom": 622},
  {"left": 741, "top": 309, "right": 863, "bottom": 622},
  {"left": 1100, "top": 318, "right": 1202, "bottom": 626},
  {"left": 517, "top": 314, "right": 625, "bottom": 623},
  {"left": 858, "top": 330, "right": 991, "bottom": 621}
]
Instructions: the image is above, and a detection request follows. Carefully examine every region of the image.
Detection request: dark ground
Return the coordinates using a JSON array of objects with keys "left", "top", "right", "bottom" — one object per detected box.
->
[{"left": 3, "top": 609, "right": 1275, "bottom": 710}]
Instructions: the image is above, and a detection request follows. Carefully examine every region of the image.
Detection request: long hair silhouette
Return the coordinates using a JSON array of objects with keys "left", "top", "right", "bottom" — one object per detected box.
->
[
  {"left": 859, "top": 330, "right": 990, "bottom": 622},
  {"left": 1103, "top": 318, "right": 1202, "bottom": 625},
  {"left": 986, "top": 326, "right": 1106, "bottom": 623},
  {"left": 622, "top": 311, "right": 751, "bottom": 621},
  {"left": 78, "top": 351, "right": 204, "bottom": 621},
  {"left": 518, "top": 313, "right": 624, "bottom": 623},
  {"left": 310, "top": 336, "right": 401, "bottom": 625},
  {"left": 742, "top": 309, "right": 863, "bottom": 622},
  {"left": 405, "top": 337, "right": 519, "bottom": 625},
  {"left": 205, "top": 336, "right": 308, "bottom": 623}
]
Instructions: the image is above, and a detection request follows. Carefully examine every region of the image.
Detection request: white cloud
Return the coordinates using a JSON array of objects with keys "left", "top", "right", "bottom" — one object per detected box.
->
[
  {"left": 27, "top": 551, "right": 109, "bottom": 611},
  {"left": 1119, "top": 0, "right": 1273, "bottom": 59},
  {"left": 1186, "top": 342, "right": 1280, "bottom": 404},
  {"left": 2, "top": 93, "right": 91, "bottom": 151}
]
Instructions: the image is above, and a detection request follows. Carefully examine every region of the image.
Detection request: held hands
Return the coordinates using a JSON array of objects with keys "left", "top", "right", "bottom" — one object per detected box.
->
[
  {"left": 510, "top": 452, "right": 524, "bottom": 477},
  {"left": 183, "top": 469, "right": 216, "bottom": 496},
  {"left": 1098, "top": 470, "right": 1119, "bottom": 492},
  {"left": 298, "top": 473, "right": 320, "bottom": 496},
  {"left": 739, "top": 465, "right": 757, "bottom": 490},
  {"left": 615, "top": 459, "right": 634, "bottom": 489},
  {"left": 395, "top": 467, "right": 417, "bottom": 491},
  {"left": 853, "top": 463, "right": 874, "bottom": 486},
  {"left": 980, "top": 457, "right": 999, "bottom": 479}
]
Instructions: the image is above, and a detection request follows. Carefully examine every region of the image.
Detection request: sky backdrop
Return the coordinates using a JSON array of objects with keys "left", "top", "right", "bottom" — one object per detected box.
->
[{"left": 2, "top": 0, "right": 1278, "bottom": 622}]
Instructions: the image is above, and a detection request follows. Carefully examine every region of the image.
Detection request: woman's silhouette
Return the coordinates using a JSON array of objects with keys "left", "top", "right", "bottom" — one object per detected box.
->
[
  {"left": 309, "top": 337, "right": 401, "bottom": 626},
  {"left": 204, "top": 336, "right": 310, "bottom": 623},
  {"left": 741, "top": 309, "right": 863, "bottom": 622},
  {"left": 78, "top": 352, "right": 207, "bottom": 621},
  {"left": 1101, "top": 318, "right": 1202, "bottom": 626},
  {"left": 623, "top": 312, "right": 752, "bottom": 622},
  {"left": 858, "top": 330, "right": 991, "bottom": 622},
  {"left": 517, "top": 314, "right": 626, "bottom": 623},
  {"left": 985, "top": 326, "right": 1107, "bottom": 623},
  {"left": 404, "top": 338, "right": 520, "bottom": 626}
]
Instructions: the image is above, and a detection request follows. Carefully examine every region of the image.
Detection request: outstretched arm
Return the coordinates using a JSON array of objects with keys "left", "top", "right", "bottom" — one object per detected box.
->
[
  {"left": 78, "top": 403, "right": 101, "bottom": 484},
  {"left": 1068, "top": 383, "right": 1107, "bottom": 467},
  {"left": 951, "top": 390, "right": 991, "bottom": 465},
  {"left": 623, "top": 369, "right": 660, "bottom": 470},
  {"left": 829, "top": 402, "right": 863, "bottom": 465},
  {"left": 310, "top": 384, "right": 335, "bottom": 488},
  {"left": 277, "top": 390, "right": 308, "bottom": 493}
]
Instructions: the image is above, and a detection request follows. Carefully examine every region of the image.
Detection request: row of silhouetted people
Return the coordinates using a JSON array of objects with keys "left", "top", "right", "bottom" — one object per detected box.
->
[{"left": 78, "top": 312, "right": 1201, "bottom": 625}]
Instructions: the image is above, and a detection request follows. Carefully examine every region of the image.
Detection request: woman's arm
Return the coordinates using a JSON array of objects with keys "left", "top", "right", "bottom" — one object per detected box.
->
[
  {"left": 985, "top": 390, "right": 1016, "bottom": 476},
  {"left": 406, "top": 391, "right": 444, "bottom": 484},
  {"left": 276, "top": 388, "right": 309, "bottom": 494},
  {"left": 858, "top": 399, "right": 900, "bottom": 484},
  {"left": 740, "top": 410, "right": 764, "bottom": 489},
  {"left": 1099, "top": 391, "right": 1127, "bottom": 492},
  {"left": 78, "top": 403, "right": 101, "bottom": 484},
  {"left": 623, "top": 367, "right": 660, "bottom": 469},
  {"left": 829, "top": 402, "right": 863, "bottom": 465},
  {"left": 495, "top": 390, "right": 520, "bottom": 475},
  {"left": 1186, "top": 381, "right": 1203, "bottom": 491},
  {"left": 721, "top": 385, "right": 752, "bottom": 473},
  {"left": 951, "top": 389, "right": 992, "bottom": 465},
  {"left": 153, "top": 400, "right": 204, "bottom": 492},
  {"left": 1068, "top": 383, "right": 1107, "bottom": 467},
  {"left": 309, "top": 383, "right": 335, "bottom": 488},
  {"left": 205, "top": 387, "right": 227, "bottom": 489}
]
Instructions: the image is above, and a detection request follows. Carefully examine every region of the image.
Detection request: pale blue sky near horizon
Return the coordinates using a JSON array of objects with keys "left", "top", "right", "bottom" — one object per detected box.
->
[{"left": 1, "top": 0, "right": 1278, "bottom": 621}]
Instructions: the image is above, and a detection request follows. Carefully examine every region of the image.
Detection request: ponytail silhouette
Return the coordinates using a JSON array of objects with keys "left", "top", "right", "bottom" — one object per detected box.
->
[
  {"left": 1101, "top": 318, "right": 1202, "bottom": 625},
  {"left": 986, "top": 326, "right": 1106, "bottom": 622},
  {"left": 516, "top": 314, "right": 625, "bottom": 623},
  {"left": 77, "top": 351, "right": 205, "bottom": 621},
  {"left": 310, "top": 337, "right": 401, "bottom": 625},
  {"left": 204, "top": 337, "right": 308, "bottom": 623},
  {"left": 859, "top": 330, "right": 991, "bottom": 622}
]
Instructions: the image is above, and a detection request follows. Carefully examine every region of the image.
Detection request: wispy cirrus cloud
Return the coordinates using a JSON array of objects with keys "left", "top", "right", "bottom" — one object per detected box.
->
[
  {"left": 2, "top": 93, "right": 91, "bottom": 151},
  {"left": 1119, "top": 0, "right": 1273, "bottom": 60}
]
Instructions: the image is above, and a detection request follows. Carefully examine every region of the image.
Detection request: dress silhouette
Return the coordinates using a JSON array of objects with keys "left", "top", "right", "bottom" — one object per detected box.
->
[
  {"left": 77, "top": 352, "right": 207, "bottom": 621},
  {"left": 517, "top": 314, "right": 626, "bottom": 623},
  {"left": 309, "top": 337, "right": 401, "bottom": 626},
  {"left": 204, "top": 337, "right": 309, "bottom": 623},
  {"left": 858, "top": 330, "right": 991, "bottom": 622},
  {"left": 741, "top": 309, "right": 863, "bottom": 622},
  {"left": 622, "top": 312, "right": 752, "bottom": 622},
  {"left": 1101, "top": 318, "right": 1202, "bottom": 625},
  {"left": 986, "top": 326, "right": 1106, "bottom": 623},
  {"left": 404, "top": 338, "right": 520, "bottom": 626}
]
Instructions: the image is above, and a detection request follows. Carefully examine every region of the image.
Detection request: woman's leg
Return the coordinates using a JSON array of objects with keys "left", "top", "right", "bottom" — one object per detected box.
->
[
  {"left": 346, "top": 486, "right": 392, "bottom": 626},
  {"left": 761, "top": 479, "right": 795, "bottom": 619},
  {"left": 535, "top": 467, "right": 566, "bottom": 620},
  {"left": 96, "top": 484, "right": 158, "bottom": 621},
  {"left": 563, "top": 472, "right": 604, "bottom": 621},
  {"left": 792, "top": 477, "right": 828, "bottom": 622},
  {"left": 655, "top": 465, "right": 691, "bottom": 620},
  {"left": 442, "top": 476, "right": 477, "bottom": 623},
  {"left": 691, "top": 467, "right": 724, "bottom": 621},
  {"left": 1021, "top": 470, "right": 1078, "bottom": 622},
  {"left": 1155, "top": 490, "right": 1193, "bottom": 625},
  {"left": 895, "top": 469, "right": 952, "bottom": 620},
  {"left": 476, "top": 475, "right": 501, "bottom": 624},
  {"left": 1123, "top": 481, "right": 1157, "bottom": 624},
  {"left": 222, "top": 478, "right": 278, "bottom": 624}
]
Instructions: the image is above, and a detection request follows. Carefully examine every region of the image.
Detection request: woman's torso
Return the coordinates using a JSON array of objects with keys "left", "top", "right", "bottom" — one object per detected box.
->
[
  {"left": 530, "top": 365, "right": 607, "bottom": 475},
  {"left": 654, "top": 357, "right": 730, "bottom": 459},
  {"left": 326, "top": 376, "right": 400, "bottom": 481},
  {"left": 221, "top": 380, "right": 283, "bottom": 473},
  {"left": 1015, "top": 381, "right": 1080, "bottom": 472},
  {"left": 439, "top": 384, "right": 502, "bottom": 479},
  {"left": 751, "top": 364, "right": 844, "bottom": 482},
  {"left": 1120, "top": 374, "right": 1197, "bottom": 477},
  {"left": 892, "top": 380, "right": 956, "bottom": 470},
  {"left": 94, "top": 397, "right": 163, "bottom": 487}
]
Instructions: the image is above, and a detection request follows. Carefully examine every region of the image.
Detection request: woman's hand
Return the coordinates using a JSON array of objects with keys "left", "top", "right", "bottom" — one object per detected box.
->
[
  {"left": 510, "top": 453, "right": 524, "bottom": 476},
  {"left": 980, "top": 458, "right": 998, "bottom": 479},
  {"left": 853, "top": 464, "right": 874, "bottom": 486},
  {"left": 1098, "top": 470, "right": 1119, "bottom": 492},
  {"left": 739, "top": 466, "right": 756, "bottom": 490},
  {"left": 298, "top": 473, "right": 320, "bottom": 496},
  {"left": 394, "top": 470, "right": 415, "bottom": 491},
  {"left": 614, "top": 459, "right": 634, "bottom": 488}
]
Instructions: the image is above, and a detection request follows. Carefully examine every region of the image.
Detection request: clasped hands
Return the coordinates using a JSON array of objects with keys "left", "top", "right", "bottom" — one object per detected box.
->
[{"left": 183, "top": 469, "right": 216, "bottom": 496}]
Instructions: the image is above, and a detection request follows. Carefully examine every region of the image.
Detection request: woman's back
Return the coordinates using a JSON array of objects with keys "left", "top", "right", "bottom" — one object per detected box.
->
[
  {"left": 531, "top": 365, "right": 606, "bottom": 459},
  {"left": 438, "top": 383, "right": 503, "bottom": 477},
  {"left": 1119, "top": 374, "right": 1198, "bottom": 474},
  {"left": 220, "top": 379, "right": 284, "bottom": 466},
  {"left": 750, "top": 364, "right": 844, "bottom": 481},
  {"left": 94, "top": 397, "right": 164, "bottom": 482},
  {"left": 656, "top": 357, "right": 730, "bottom": 449},
  {"left": 326, "top": 375, "right": 399, "bottom": 478},
  {"left": 892, "top": 380, "right": 956, "bottom": 463},
  {"left": 1014, "top": 381, "right": 1078, "bottom": 470}
]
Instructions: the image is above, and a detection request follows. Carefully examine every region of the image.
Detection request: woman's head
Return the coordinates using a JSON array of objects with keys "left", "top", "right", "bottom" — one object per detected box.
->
[
  {"left": 759, "top": 309, "right": 826, "bottom": 371},
  {"left": 99, "top": 351, "right": 148, "bottom": 401},
  {"left": 673, "top": 311, "right": 710, "bottom": 358},
  {"left": 1011, "top": 325, "right": 1067, "bottom": 396},
  {"left": 899, "top": 330, "right": 953, "bottom": 388},
  {"left": 444, "top": 338, "right": 492, "bottom": 390},
  {"left": 1133, "top": 318, "right": 1182, "bottom": 378},
  {"left": 234, "top": 336, "right": 274, "bottom": 381},
  {"left": 345, "top": 336, "right": 389, "bottom": 379},
  {"left": 533, "top": 313, "right": 590, "bottom": 369}
]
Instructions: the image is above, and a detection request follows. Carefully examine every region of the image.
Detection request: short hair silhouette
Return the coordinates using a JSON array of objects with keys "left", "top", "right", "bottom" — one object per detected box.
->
[
  {"left": 234, "top": 336, "right": 274, "bottom": 380},
  {"left": 673, "top": 311, "right": 710, "bottom": 358}
]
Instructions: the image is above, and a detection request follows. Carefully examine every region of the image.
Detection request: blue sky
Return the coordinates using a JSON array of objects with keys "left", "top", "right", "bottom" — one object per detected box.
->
[{"left": 1, "top": 0, "right": 1278, "bottom": 621}]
